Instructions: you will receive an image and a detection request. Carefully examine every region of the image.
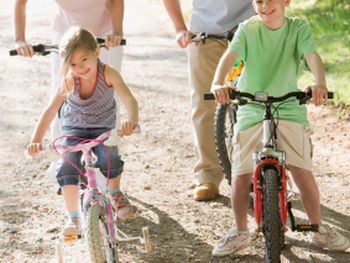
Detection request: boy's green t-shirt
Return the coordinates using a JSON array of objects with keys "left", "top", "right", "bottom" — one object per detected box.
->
[{"left": 229, "top": 16, "right": 316, "bottom": 131}]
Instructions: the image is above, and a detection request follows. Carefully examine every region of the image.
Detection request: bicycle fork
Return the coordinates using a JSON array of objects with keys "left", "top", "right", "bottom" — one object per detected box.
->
[
  {"left": 252, "top": 115, "right": 288, "bottom": 230},
  {"left": 252, "top": 157, "right": 288, "bottom": 230},
  {"left": 82, "top": 159, "right": 118, "bottom": 243}
]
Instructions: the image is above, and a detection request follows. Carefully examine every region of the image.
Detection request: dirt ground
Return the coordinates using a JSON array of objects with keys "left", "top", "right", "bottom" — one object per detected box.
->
[{"left": 0, "top": 0, "right": 349, "bottom": 262}]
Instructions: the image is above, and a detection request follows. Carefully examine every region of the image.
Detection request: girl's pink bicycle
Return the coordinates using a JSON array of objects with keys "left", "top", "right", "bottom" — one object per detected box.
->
[{"left": 30, "top": 130, "right": 151, "bottom": 263}]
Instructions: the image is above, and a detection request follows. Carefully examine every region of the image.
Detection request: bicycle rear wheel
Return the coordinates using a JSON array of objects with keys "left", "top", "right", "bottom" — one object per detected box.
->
[
  {"left": 262, "top": 167, "right": 283, "bottom": 263},
  {"left": 86, "top": 204, "right": 119, "bottom": 263},
  {"left": 214, "top": 103, "right": 236, "bottom": 185}
]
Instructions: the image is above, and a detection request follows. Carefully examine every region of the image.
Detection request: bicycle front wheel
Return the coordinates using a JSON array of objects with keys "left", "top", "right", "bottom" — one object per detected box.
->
[
  {"left": 214, "top": 103, "right": 236, "bottom": 185},
  {"left": 262, "top": 167, "right": 283, "bottom": 263},
  {"left": 86, "top": 204, "right": 119, "bottom": 263}
]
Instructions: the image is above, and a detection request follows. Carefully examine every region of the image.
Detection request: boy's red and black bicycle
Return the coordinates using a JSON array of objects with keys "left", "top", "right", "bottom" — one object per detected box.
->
[{"left": 205, "top": 90, "right": 333, "bottom": 262}]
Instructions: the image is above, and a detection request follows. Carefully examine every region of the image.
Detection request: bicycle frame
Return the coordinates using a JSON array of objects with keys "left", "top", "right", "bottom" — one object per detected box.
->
[
  {"left": 52, "top": 130, "right": 117, "bottom": 241},
  {"left": 251, "top": 101, "right": 288, "bottom": 230}
]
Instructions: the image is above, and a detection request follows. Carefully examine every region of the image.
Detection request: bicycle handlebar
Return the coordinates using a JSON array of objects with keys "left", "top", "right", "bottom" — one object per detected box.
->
[
  {"left": 204, "top": 90, "right": 334, "bottom": 104},
  {"left": 52, "top": 130, "right": 113, "bottom": 154},
  {"left": 9, "top": 44, "right": 46, "bottom": 56},
  {"left": 9, "top": 38, "right": 126, "bottom": 56},
  {"left": 191, "top": 26, "right": 237, "bottom": 43}
]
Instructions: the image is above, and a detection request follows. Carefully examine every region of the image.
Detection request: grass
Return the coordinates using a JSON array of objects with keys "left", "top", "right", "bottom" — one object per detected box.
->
[{"left": 288, "top": 0, "right": 350, "bottom": 106}]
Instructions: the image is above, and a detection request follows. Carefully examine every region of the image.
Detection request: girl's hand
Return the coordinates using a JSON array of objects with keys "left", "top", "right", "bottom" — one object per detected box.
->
[
  {"left": 118, "top": 121, "right": 138, "bottom": 137},
  {"left": 15, "top": 41, "right": 34, "bottom": 58},
  {"left": 211, "top": 85, "right": 235, "bottom": 105},
  {"left": 104, "top": 34, "right": 123, "bottom": 49},
  {"left": 305, "top": 85, "right": 328, "bottom": 107},
  {"left": 27, "top": 142, "right": 43, "bottom": 157}
]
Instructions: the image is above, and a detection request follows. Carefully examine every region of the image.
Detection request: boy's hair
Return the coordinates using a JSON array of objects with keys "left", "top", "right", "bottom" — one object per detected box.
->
[{"left": 59, "top": 26, "right": 98, "bottom": 85}]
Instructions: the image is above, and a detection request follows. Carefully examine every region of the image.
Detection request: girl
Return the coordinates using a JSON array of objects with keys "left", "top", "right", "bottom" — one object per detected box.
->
[
  {"left": 15, "top": 0, "right": 125, "bottom": 139},
  {"left": 27, "top": 26, "right": 138, "bottom": 237}
]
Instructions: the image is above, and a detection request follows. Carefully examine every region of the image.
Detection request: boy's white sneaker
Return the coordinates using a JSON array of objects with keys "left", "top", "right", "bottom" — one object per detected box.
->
[
  {"left": 212, "top": 228, "right": 251, "bottom": 257},
  {"left": 311, "top": 224, "right": 350, "bottom": 251}
]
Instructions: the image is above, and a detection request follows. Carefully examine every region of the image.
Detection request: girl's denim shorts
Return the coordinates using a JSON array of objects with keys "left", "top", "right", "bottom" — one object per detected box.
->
[{"left": 56, "top": 127, "right": 124, "bottom": 187}]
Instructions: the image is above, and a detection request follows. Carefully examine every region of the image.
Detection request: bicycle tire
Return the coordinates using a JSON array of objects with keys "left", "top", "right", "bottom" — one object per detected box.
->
[
  {"left": 214, "top": 103, "right": 236, "bottom": 185},
  {"left": 86, "top": 204, "right": 119, "bottom": 263},
  {"left": 262, "top": 167, "right": 283, "bottom": 263}
]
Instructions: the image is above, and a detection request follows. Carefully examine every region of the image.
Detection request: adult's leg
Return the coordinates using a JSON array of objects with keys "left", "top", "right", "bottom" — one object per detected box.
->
[
  {"left": 99, "top": 46, "right": 123, "bottom": 72},
  {"left": 100, "top": 45, "right": 124, "bottom": 132},
  {"left": 50, "top": 31, "right": 63, "bottom": 140},
  {"left": 188, "top": 40, "right": 227, "bottom": 190}
]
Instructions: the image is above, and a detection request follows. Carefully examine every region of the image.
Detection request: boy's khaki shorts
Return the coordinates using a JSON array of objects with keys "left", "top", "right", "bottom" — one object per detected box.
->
[{"left": 231, "top": 120, "right": 312, "bottom": 177}]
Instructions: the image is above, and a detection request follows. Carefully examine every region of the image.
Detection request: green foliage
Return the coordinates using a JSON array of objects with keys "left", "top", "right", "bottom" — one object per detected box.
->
[{"left": 289, "top": 0, "right": 350, "bottom": 105}]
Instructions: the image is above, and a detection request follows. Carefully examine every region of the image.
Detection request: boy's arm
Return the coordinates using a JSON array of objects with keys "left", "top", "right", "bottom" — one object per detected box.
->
[
  {"left": 162, "top": 0, "right": 191, "bottom": 48},
  {"left": 105, "top": 65, "right": 139, "bottom": 135},
  {"left": 211, "top": 50, "right": 238, "bottom": 104},
  {"left": 305, "top": 52, "right": 328, "bottom": 107},
  {"left": 28, "top": 89, "right": 65, "bottom": 156}
]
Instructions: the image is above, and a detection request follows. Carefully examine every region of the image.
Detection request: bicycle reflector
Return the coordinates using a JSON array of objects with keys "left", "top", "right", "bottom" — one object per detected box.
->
[{"left": 255, "top": 92, "right": 268, "bottom": 102}]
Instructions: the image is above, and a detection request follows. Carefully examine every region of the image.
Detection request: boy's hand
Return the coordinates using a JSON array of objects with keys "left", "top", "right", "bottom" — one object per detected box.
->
[
  {"left": 306, "top": 85, "right": 328, "bottom": 107},
  {"left": 118, "top": 121, "right": 138, "bottom": 137},
  {"left": 211, "top": 85, "right": 235, "bottom": 104},
  {"left": 27, "top": 142, "right": 43, "bottom": 157}
]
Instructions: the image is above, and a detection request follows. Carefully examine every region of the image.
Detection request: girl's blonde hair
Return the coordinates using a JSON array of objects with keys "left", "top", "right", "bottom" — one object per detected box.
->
[{"left": 59, "top": 26, "right": 98, "bottom": 92}]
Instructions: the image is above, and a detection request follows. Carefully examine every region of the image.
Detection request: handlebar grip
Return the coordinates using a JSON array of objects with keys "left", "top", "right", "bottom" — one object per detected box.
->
[
  {"left": 327, "top": 92, "right": 334, "bottom": 99},
  {"left": 204, "top": 93, "right": 215, "bottom": 100},
  {"left": 9, "top": 49, "right": 18, "bottom": 56},
  {"left": 96, "top": 38, "right": 127, "bottom": 46},
  {"left": 9, "top": 44, "right": 45, "bottom": 56},
  {"left": 120, "top": 39, "right": 127, "bottom": 46}
]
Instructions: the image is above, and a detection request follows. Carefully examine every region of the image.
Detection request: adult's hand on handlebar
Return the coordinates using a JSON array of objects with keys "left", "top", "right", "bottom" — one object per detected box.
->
[
  {"left": 306, "top": 85, "right": 328, "bottom": 107},
  {"left": 175, "top": 30, "right": 192, "bottom": 48},
  {"left": 211, "top": 85, "right": 235, "bottom": 105},
  {"left": 104, "top": 34, "right": 123, "bottom": 49},
  {"left": 15, "top": 41, "right": 34, "bottom": 58}
]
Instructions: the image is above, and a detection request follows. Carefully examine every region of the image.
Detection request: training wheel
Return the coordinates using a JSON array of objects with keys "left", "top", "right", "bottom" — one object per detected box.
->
[
  {"left": 142, "top": 227, "right": 152, "bottom": 254},
  {"left": 56, "top": 240, "right": 64, "bottom": 263}
]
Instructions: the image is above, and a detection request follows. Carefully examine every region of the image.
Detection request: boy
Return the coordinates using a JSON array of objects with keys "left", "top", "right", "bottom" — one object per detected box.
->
[{"left": 211, "top": 0, "right": 350, "bottom": 256}]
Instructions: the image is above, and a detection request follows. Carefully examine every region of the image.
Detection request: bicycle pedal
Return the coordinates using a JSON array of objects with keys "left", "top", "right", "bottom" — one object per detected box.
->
[
  {"left": 287, "top": 190, "right": 296, "bottom": 201},
  {"left": 63, "top": 235, "right": 81, "bottom": 242},
  {"left": 295, "top": 224, "right": 318, "bottom": 232}
]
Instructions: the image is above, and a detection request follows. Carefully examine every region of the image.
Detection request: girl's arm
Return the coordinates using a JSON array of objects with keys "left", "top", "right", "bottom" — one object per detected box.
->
[
  {"left": 305, "top": 52, "right": 328, "bottom": 107},
  {"left": 28, "top": 88, "right": 66, "bottom": 157},
  {"left": 105, "top": 65, "right": 138, "bottom": 136},
  {"left": 14, "top": 0, "right": 34, "bottom": 57},
  {"left": 211, "top": 50, "right": 238, "bottom": 104},
  {"left": 105, "top": 0, "right": 124, "bottom": 48}
]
